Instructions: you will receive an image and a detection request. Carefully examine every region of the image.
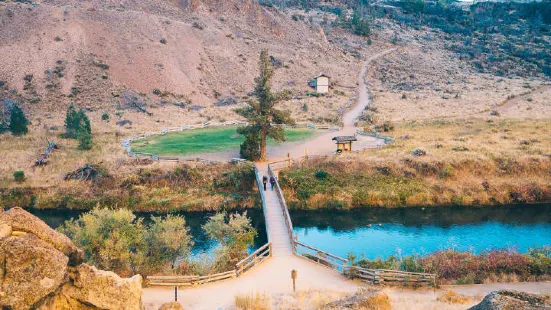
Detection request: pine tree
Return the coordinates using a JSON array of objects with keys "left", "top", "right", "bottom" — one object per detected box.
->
[
  {"left": 235, "top": 49, "right": 294, "bottom": 161},
  {"left": 9, "top": 104, "right": 28, "bottom": 136},
  {"left": 77, "top": 126, "right": 93, "bottom": 150},
  {"left": 77, "top": 109, "right": 91, "bottom": 135},
  {"left": 64, "top": 104, "right": 79, "bottom": 138}
]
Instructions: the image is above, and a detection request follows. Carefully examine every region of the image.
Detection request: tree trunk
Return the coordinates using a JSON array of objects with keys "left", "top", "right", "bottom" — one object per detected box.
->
[{"left": 260, "top": 125, "right": 267, "bottom": 161}]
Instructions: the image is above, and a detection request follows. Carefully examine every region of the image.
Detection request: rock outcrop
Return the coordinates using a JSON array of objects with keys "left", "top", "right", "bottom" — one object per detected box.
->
[
  {"left": 0, "top": 207, "right": 143, "bottom": 310},
  {"left": 469, "top": 290, "right": 551, "bottom": 310}
]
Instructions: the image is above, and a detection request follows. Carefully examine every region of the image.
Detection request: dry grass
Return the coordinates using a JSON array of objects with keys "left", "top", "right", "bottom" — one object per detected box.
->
[
  {"left": 437, "top": 290, "right": 472, "bottom": 304},
  {"left": 235, "top": 292, "right": 271, "bottom": 310},
  {"left": 281, "top": 119, "right": 551, "bottom": 209}
]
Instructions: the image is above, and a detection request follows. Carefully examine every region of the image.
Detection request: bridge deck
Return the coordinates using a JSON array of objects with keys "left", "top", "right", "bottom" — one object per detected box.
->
[{"left": 255, "top": 163, "right": 294, "bottom": 257}]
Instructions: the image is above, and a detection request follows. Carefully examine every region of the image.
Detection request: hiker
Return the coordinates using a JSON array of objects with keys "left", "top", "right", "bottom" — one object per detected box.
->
[
  {"left": 262, "top": 175, "right": 268, "bottom": 191},
  {"left": 270, "top": 176, "right": 276, "bottom": 190}
]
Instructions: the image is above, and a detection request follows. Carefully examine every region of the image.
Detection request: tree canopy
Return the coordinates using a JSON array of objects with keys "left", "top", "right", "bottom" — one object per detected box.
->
[{"left": 235, "top": 49, "right": 294, "bottom": 161}]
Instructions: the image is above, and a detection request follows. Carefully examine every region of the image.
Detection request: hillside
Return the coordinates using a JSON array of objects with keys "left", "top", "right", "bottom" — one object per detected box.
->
[{"left": 0, "top": 0, "right": 373, "bottom": 133}]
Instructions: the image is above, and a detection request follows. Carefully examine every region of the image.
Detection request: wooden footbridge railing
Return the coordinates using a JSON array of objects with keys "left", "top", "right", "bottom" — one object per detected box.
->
[
  {"left": 147, "top": 242, "right": 272, "bottom": 286},
  {"left": 268, "top": 160, "right": 438, "bottom": 286}
]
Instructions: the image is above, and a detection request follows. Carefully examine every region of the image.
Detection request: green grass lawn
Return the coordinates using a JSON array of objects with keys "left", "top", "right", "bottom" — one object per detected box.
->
[{"left": 131, "top": 126, "right": 314, "bottom": 156}]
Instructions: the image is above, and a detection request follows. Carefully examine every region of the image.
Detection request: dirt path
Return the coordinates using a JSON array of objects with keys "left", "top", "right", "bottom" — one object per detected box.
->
[{"left": 266, "top": 48, "right": 396, "bottom": 161}]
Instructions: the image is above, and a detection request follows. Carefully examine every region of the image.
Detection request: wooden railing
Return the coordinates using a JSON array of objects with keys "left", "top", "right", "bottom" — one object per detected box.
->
[
  {"left": 254, "top": 165, "right": 270, "bottom": 242},
  {"left": 295, "top": 241, "right": 348, "bottom": 273},
  {"left": 147, "top": 242, "right": 272, "bottom": 287},
  {"left": 236, "top": 242, "right": 272, "bottom": 276},
  {"left": 345, "top": 266, "right": 436, "bottom": 285},
  {"left": 147, "top": 270, "right": 237, "bottom": 286},
  {"left": 267, "top": 162, "right": 295, "bottom": 249}
]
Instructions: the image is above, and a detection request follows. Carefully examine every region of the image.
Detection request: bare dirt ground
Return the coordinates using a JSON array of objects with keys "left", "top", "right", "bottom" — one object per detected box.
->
[{"left": 142, "top": 256, "right": 358, "bottom": 310}]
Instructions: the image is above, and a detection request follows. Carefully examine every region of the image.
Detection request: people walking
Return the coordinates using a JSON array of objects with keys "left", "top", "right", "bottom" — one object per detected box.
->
[
  {"left": 262, "top": 175, "right": 268, "bottom": 191},
  {"left": 270, "top": 176, "right": 276, "bottom": 190}
]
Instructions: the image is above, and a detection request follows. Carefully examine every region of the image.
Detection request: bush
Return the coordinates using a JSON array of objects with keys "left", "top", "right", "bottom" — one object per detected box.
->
[
  {"left": 102, "top": 112, "right": 109, "bottom": 121},
  {"left": 13, "top": 171, "right": 25, "bottom": 182},
  {"left": 315, "top": 169, "right": 329, "bottom": 179},
  {"left": 59, "top": 208, "right": 193, "bottom": 276},
  {"left": 9, "top": 104, "right": 28, "bottom": 136},
  {"left": 202, "top": 212, "right": 257, "bottom": 270}
]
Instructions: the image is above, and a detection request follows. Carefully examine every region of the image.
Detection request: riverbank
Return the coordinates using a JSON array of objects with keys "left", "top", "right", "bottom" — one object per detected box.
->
[
  {"left": 279, "top": 119, "right": 551, "bottom": 209},
  {"left": 0, "top": 161, "right": 259, "bottom": 212}
]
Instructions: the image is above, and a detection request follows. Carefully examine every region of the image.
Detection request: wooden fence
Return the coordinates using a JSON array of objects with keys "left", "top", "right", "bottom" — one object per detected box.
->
[
  {"left": 236, "top": 242, "right": 272, "bottom": 276},
  {"left": 147, "top": 242, "right": 272, "bottom": 287},
  {"left": 267, "top": 162, "right": 295, "bottom": 248},
  {"left": 295, "top": 241, "right": 348, "bottom": 273},
  {"left": 345, "top": 266, "right": 436, "bottom": 285}
]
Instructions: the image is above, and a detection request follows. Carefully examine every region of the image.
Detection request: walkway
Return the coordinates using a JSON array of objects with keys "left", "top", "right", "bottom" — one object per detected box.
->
[{"left": 256, "top": 162, "right": 294, "bottom": 257}]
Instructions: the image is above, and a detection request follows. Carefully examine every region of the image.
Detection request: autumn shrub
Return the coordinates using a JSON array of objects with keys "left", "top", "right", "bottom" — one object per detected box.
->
[{"left": 357, "top": 247, "right": 551, "bottom": 284}]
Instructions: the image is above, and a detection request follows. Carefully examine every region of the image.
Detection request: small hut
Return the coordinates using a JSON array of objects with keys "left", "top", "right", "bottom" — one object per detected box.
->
[
  {"left": 332, "top": 136, "right": 357, "bottom": 152},
  {"left": 310, "top": 73, "right": 330, "bottom": 93}
]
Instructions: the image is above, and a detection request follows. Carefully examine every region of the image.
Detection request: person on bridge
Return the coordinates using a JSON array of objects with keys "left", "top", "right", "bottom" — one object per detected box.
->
[
  {"left": 262, "top": 175, "right": 268, "bottom": 191},
  {"left": 269, "top": 176, "right": 276, "bottom": 190}
]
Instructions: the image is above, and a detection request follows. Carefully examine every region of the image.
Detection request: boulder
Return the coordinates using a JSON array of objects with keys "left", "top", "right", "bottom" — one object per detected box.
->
[
  {"left": 63, "top": 263, "right": 143, "bottom": 310},
  {"left": 0, "top": 223, "right": 11, "bottom": 240},
  {"left": 158, "top": 302, "right": 184, "bottom": 310},
  {"left": 469, "top": 290, "right": 551, "bottom": 310},
  {"left": 37, "top": 291, "right": 97, "bottom": 310},
  {"left": 0, "top": 233, "right": 69, "bottom": 310},
  {"left": 0, "top": 207, "right": 83, "bottom": 266}
]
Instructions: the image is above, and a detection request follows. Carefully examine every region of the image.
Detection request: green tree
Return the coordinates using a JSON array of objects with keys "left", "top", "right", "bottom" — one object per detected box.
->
[
  {"left": 64, "top": 104, "right": 79, "bottom": 138},
  {"left": 9, "top": 104, "right": 28, "bottom": 136},
  {"left": 202, "top": 212, "right": 257, "bottom": 265},
  {"left": 77, "top": 126, "right": 93, "bottom": 150},
  {"left": 352, "top": 9, "right": 371, "bottom": 36},
  {"left": 235, "top": 49, "right": 294, "bottom": 161}
]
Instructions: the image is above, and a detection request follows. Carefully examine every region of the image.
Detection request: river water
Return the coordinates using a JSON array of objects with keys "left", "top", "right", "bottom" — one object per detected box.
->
[
  {"left": 31, "top": 204, "right": 551, "bottom": 260},
  {"left": 291, "top": 204, "right": 551, "bottom": 259}
]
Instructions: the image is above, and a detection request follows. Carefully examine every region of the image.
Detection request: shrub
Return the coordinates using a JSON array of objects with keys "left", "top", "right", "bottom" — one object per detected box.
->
[
  {"left": 315, "top": 169, "right": 329, "bottom": 179},
  {"left": 9, "top": 104, "right": 28, "bottom": 136},
  {"left": 202, "top": 212, "right": 257, "bottom": 269},
  {"left": 102, "top": 112, "right": 109, "bottom": 121},
  {"left": 59, "top": 208, "right": 193, "bottom": 276},
  {"left": 13, "top": 171, "right": 25, "bottom": 182},
  {"left": 302, "top": 103, "right": 308, "bottom": 112}
]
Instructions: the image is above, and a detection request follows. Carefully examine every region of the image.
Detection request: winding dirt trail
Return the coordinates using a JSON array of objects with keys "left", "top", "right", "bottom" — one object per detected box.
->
[{"left": 267, "top": 48, "right": 396, "bottom": 160}]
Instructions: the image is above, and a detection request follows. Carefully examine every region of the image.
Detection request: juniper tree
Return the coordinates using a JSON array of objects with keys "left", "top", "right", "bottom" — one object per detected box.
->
[
  {"left": 235, "top": 49, "right": 294, "bottom": 161},
  {"left": 64, "top": 104, "right": 79, "bottom": 138},
  {"left": 9, "top": 104, "right": 28, "bottom": 136}
]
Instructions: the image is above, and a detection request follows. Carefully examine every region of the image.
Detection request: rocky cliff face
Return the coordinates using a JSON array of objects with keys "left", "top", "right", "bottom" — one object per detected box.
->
[{"left": 0, "top": 207, "right": 143, "bottom": 310}]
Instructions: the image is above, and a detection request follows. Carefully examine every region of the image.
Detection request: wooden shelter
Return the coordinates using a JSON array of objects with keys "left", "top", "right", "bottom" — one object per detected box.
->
[
  {"left": 332, "top": 136, "right": 357, "bottom": 152},
  {"left": 310, "top": 73, "right": 330, "bottom": 93}
]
